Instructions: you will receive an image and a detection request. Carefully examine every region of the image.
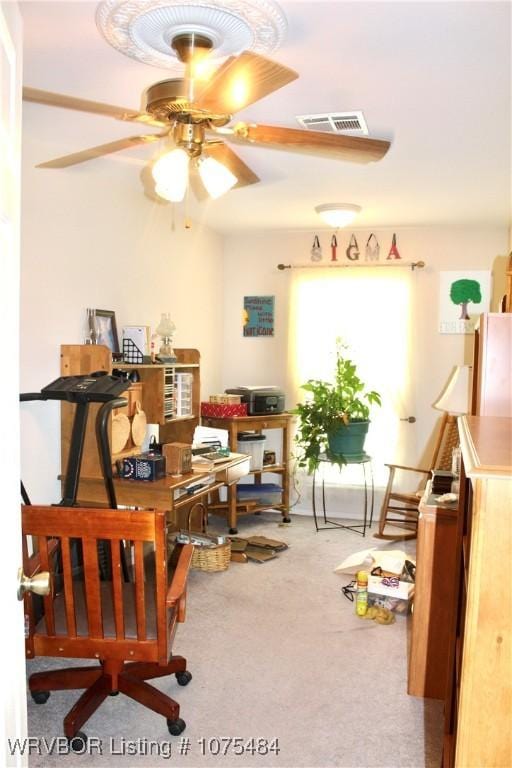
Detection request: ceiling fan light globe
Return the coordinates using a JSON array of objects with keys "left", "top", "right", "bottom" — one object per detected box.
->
[
  {"left": 315, "top": 203, "right": 362, "bottom": 228},
  {"left": 198, "top": 155, "right": 237, "bottom": 199},
  {"left": 155, "top": 183, "right": 185, "bottom": 202},
  {"left": 152, "top": 148, "right": 189, "bottom": 201}
]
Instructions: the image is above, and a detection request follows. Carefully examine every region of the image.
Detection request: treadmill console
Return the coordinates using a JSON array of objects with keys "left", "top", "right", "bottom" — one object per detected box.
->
[{"left": 41, "top": 373, "right": 130, "bottom": 403}]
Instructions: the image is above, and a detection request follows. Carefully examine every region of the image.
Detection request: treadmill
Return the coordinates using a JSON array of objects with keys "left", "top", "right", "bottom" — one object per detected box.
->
[{"left": 20, "top": 371, "right": 132, "bottom": 578}]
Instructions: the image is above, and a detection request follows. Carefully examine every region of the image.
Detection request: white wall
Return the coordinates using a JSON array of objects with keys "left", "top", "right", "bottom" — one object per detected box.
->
[
  {"left": 20, "top": 125, "right": 225, "bottom": 504},
  {"left": 222, "top": 226, "right": 508, "bottom": 513},
  {"left": 20, "top": 109, "right": 509, "bottom": 515}
]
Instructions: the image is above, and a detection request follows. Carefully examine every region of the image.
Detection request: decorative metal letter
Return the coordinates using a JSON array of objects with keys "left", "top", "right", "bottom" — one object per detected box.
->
[{"left": 346, "top": 234, "right": 360, "bottom": 261}]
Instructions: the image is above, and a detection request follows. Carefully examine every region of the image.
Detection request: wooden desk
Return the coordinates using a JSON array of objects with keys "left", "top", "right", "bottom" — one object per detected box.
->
[
  {"left": 408, "top": 487, "right": 458, "bottom": 699},
  {"left": 201, "top": 413, "right": 294, "bottom": 533},
  {"left": 69, "top": 454, "right": 250, "bottom": 529}
]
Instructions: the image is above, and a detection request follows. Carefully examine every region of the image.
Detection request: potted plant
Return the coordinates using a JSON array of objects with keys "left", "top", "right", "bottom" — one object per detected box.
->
[{"left": 292, "top": 340, "right": 381, "bottom": 473}]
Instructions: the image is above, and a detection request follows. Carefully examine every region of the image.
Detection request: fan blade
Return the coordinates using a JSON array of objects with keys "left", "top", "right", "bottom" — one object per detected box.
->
[
  {"left": 229, "top": 122, "right": 390, "bottom": 163},
  {"left": 205, "top": 142, "right": 260, "bottom": 187},
  {"left": 23, "top": 87, "right": 166, "bottom": 127},
  {"left": 36, "top": 134, "right": 166, "bottom": 169},
  {"left": 193, "top": 52, "right": 298, "bottom": 115}
]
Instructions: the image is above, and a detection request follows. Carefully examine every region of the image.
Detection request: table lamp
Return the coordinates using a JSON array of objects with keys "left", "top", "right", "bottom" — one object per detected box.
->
[
  {"left": 155, "top": 313, "right": 177, "bottom": 363},
  {"left": 432, "top": 365, "right": 472, "bottom": 469}
]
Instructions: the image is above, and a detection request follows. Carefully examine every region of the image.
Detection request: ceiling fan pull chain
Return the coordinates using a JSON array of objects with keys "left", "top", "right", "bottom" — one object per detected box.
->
[
  {"left": 346, "top": 234, "right": 360, "bottom": 261},
  {"left": 311, "top": 235, "right": 322, "bottom": 262},
  {"left": 387, "top": 233, "right": 401, "bottom": 260},
  {"left": 365, "top": 233, "right": 380, "bottom": 261},
  {"left": 331, "top": 234, "right": 338, "bottom": 262}
]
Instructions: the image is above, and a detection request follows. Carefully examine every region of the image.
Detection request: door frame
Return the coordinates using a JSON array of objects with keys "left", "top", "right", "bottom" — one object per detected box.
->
[{"left": 0, "top": 3, "right": 28, "bottom": 766}]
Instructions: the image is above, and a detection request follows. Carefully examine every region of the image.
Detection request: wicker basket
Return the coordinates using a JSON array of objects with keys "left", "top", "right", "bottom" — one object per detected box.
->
[{"left": 187, "top": 502, "right": 231, "bottom": 572}]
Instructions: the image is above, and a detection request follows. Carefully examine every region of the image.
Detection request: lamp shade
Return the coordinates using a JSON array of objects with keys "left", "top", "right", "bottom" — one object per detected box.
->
[
  {"left": 155, "top": 313, "right": 176, "bottom": 338},
  {"left": 198, "top": 155, "right": 237, "bottom": 199},
  {"left": 315, "top": 203, "right": 361, "bottom": 228},
  {"left": 152, "top": 148, "right": 189, "bottom": 202},
  {"left": 433, "top": 365, "right": 472, "bottom": 415}
]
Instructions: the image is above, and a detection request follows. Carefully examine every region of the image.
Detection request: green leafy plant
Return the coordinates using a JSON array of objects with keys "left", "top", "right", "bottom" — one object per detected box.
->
[{"left": 292, "top": 340, "right": 381, "bottom": 473}]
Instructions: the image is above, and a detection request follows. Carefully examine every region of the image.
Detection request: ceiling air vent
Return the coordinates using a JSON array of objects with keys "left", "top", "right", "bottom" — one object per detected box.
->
[{"left": 296, "top": 111, "right": 369, "bottom": 135}]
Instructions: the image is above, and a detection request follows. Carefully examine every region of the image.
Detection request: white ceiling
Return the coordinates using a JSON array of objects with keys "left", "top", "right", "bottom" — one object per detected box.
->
[{"left": 21, "top": 1, "right": 511, "bottom": 234}]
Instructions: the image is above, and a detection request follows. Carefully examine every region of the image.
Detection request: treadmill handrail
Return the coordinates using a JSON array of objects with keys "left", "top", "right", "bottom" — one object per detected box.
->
[{"left": 96, "top": 397, "right": 128, "bottom": 510}]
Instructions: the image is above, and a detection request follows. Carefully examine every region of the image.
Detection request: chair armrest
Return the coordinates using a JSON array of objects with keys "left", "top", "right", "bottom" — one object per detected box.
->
[
  {"left": 385, "top": 464, "right": 430, "bottom": 475},
  {"left": 166, "top": 543, "right": 194, "bottom": 608}
]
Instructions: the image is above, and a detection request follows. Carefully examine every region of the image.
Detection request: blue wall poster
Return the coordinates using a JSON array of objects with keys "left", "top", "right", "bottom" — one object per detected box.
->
[{"left": 243, "top": 296, "right": 275, "bottom": 337}]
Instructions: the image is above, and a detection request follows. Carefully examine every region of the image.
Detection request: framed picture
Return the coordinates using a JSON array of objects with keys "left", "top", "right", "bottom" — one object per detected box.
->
[
  {"left": 243, "top": 296, "right": 275, "bottom": 337},
  {"left": 95, "top": 309, "right": 120, "bottom": 353},
  {"left": 438, "top": 271, "right": 491, "bottom": 334}
]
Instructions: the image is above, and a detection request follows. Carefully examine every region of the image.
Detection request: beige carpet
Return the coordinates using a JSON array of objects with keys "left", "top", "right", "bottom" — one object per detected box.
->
[{"left": 25, "top": 512, "right": 443, "bottom": 768}]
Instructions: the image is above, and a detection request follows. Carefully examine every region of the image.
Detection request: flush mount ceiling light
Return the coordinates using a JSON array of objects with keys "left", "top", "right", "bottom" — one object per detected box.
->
[
  {"left": 315, "top": 203, "right": 362, "bottom": 228},
  {"left": 96, "top": 0, "right": 287, "bottom": 70}
]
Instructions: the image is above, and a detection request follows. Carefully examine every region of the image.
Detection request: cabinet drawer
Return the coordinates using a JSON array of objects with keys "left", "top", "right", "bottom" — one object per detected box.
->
[{"left": 215, "top": 457, "right": 250, "bottom": 485}]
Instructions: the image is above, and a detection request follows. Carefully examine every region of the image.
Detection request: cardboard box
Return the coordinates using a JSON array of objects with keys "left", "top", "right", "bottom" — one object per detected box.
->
[
  {"left": 201, "top": 402, "right": 248, "bottom": 418},
  {"left": 334, "top": 548, "right": 415, "bottom": 577},
  {"left": 367, "top": 574, "right": 414, "bottom": 615},
  {"left": 163, "top": 442, "right": 192, "bottom": 474},
  {"left": 209, "top": 394, "right": 242, "bottom": 404}
]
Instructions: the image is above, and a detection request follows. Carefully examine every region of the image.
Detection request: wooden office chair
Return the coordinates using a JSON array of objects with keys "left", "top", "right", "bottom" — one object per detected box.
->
[
  {"left": 22, "top": 504, "right": 193, "bottom": 748},
  {"left": 375, "top": 412, "right": 458, "bottom": 540}
]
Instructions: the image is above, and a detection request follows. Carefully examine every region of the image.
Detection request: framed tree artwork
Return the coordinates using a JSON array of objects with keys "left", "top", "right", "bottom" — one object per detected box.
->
[{"left": 439, "top": 271, "right": 491, "bottom": 334}]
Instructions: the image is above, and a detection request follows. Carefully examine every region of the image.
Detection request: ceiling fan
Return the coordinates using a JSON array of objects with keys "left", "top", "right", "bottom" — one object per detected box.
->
[{"left": 23, "top": 32, "right": 391, "bottom": 202}]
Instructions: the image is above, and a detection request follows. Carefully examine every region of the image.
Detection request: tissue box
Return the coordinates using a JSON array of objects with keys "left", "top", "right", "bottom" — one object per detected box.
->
[
  {"left": 367, "top": 574, "right": 414, "bottom": 615},
  {"left": 201, "top": 402, "right": 248, "bottom": 418}
]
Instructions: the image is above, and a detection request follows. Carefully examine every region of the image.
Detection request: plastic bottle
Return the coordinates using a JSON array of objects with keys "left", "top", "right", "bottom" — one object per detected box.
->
[{"left": 355, "top": 570, "right": 369, "bottom": 616}]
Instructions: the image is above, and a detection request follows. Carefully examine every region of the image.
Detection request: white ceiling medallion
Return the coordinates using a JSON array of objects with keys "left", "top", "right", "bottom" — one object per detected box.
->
[{"left": 96, "top": 0, "right": 288, "bottom": 70}]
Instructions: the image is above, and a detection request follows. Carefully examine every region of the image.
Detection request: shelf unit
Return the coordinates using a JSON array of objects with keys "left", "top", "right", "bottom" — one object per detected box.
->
[
  {"left": 116, "top": 349, "right": 200, "bottom": 444},
  {"left": 200, "top": 412, "right": 294, "bottom": 533},
  {"left": 407, "top": 483, "right": 458, "bottom": 699},
  {"left": 441, "top": 313, "right": 512, "bottom": 768},
  {"left": 60, "top": 345, "right": 200, "bottom": 480},
  {"left": 442, "top": 416, "right": 512, "bottom": 768}
]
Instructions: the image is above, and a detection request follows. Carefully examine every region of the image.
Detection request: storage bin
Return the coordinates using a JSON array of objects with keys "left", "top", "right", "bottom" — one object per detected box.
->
[
  {"left": 201, "top": 402, "right": 248, "bottom": 418},
  {"left": 175, "top": 372, "right": 193, "bottom": 417},
  {"left": 237, "top": 432, "right": 266, "bottom": 470},
  {"left": 237, "top": 483, "right": 282, "bottom": 506}
]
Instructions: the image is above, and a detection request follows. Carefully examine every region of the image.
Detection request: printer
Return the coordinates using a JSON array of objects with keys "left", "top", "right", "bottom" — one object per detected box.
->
[{"left": 224, "top": 386, "right": 285, "bottom": 415}]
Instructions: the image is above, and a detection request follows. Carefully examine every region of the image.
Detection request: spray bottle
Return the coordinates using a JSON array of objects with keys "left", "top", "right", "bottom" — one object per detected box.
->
[{"left": 355, "top": 570, "right": 369, "bottom": 617}]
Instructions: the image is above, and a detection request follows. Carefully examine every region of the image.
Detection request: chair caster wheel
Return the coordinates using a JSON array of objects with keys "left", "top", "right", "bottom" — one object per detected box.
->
[
  {"left": 176, "top": 670, "right": 192, "bottom": 686},
  {"left": 31, "top": 691, "right": 50, "bottom": 704},
  {"left": 167, "top": 717, "right": 186, "bottom": 736},
  {"left": 68, "top": 732, "right": 87, "bottom": 752},
  {"left": 282, "top": 517, "right": 291, "bottom": 523},
  {"left": 229, "top": 528, "right": 238, "bottom": 535}
]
